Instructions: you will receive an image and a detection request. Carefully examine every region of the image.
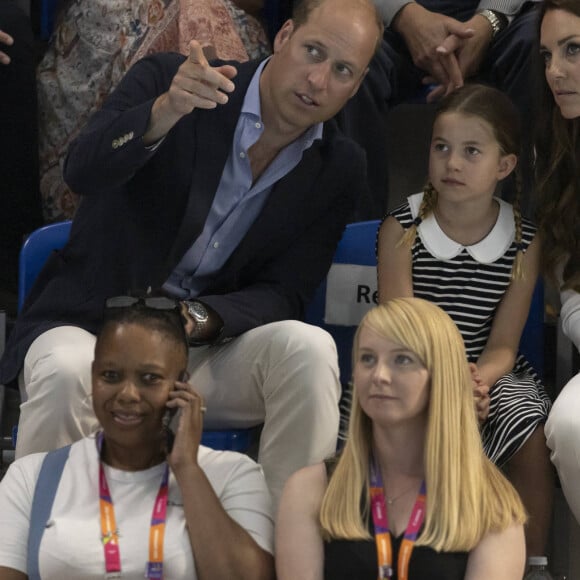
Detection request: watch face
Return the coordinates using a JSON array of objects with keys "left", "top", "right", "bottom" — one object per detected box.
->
[{"left": 189, "top": 301, "right": 209, "bottom": 322}]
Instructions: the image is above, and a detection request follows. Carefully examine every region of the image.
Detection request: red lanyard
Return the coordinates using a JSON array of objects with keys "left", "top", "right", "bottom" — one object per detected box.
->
[
  {"left": 97, "top": 432, "right": 170, "bottom": 579},
  {"left": 369, "top": 455, "right": 426, "bottom": 580}
]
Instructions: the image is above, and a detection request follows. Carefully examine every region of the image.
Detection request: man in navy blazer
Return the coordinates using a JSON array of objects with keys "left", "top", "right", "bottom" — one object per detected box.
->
[{"left": 0, "top": 0, "right": 383, "bottom": 507}]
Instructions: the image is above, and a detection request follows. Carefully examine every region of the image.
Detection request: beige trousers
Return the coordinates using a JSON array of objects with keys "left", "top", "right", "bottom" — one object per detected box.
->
[
  {"left": 545, "top": 371, "right": 580, "bottom": 525},
  {"left": 17, "top": 321, "right": 341, "bottom": 509}
]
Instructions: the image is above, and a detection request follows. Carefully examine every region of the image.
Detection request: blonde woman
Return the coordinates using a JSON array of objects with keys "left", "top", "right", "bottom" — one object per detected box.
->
[{"left": 276, "top": 298, "right": 526, "bottom": 580}]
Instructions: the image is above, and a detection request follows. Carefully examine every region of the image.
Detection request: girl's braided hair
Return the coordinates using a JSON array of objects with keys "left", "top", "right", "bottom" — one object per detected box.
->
[{"left": 398, "top": 84, "right": 525, "bottom": 280}]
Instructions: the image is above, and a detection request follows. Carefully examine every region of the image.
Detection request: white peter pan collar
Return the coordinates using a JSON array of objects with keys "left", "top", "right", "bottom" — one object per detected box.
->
[{"left": 407, "top": 192, "right": 515, "bottom": 263}]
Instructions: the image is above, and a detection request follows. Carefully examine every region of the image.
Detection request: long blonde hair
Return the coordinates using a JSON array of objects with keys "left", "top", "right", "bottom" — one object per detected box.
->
[{"left": 319, "top": 298, "right": 526, "bottom": 551}]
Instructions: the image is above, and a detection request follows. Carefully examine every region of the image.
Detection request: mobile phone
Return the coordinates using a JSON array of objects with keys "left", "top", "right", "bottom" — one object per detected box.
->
[
  {"left": 162, "top": 406, "right": 177, "bottom": 454},
  {"left": 162, "top": 371, "right": 189, "bottom": 453}
]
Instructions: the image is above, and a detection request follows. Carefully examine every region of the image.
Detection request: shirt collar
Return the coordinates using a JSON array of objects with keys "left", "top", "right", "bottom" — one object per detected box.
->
[
  {"left": 408, "top": 192, "right": 515, "bottom": 263},
  {"left": 241, "top": 57, "right": 323, "bottom": 147}
]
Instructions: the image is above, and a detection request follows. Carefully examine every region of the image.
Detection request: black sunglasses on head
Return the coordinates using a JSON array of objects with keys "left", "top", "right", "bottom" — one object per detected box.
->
[{"left": 105, "top": 296, "right": 180, "bottom": 311}]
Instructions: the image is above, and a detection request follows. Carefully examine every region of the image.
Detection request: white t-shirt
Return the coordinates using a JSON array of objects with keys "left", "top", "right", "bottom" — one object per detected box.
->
[{"left": 0, "top": 435, "right": 273, "bottom": 579}]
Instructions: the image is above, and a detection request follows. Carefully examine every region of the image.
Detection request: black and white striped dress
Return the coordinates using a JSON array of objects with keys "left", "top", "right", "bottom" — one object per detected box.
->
[{"left": 388, "top": 193, "right": 551, "bottom": 466}]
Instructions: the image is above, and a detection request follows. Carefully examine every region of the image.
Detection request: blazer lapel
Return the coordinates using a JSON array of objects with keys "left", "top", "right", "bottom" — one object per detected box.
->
[{"left": 166, "top": 60, "right": 262, "bottom": 268}]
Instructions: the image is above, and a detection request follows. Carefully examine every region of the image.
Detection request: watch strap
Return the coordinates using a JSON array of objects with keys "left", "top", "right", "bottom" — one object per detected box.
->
[
  {"left": 184, "top": 300, "right": 224, "bottom": 345},
  {"left": 478, "top": 9, "right": 508, "bottom": 37}
]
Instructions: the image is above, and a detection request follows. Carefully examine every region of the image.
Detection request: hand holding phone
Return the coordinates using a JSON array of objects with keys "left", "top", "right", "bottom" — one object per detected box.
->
[
  {"left": 162, "top": 406, "right": 177, "bottom": 454},
  {"left": 164, "top": 372, "right": 206, "bottom": 469},
  {"left": 162, "top": 371, "right": 190, "bottom": 454}
]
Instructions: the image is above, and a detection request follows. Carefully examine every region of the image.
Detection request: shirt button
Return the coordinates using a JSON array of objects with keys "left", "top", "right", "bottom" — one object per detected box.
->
[
  {"left": 213, "top": 242, "right": 219, "bottom": 249},
  {"left": 239, "top": 151, "right": 246, "bottom": 159},
  {"left": 255, "top": 122, "right": 262, "bottom": 129}
]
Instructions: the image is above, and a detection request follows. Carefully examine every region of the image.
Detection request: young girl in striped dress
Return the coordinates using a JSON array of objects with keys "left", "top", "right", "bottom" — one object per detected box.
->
[{"left": 377, "top": 84, "right": 552, "bottom": 560}]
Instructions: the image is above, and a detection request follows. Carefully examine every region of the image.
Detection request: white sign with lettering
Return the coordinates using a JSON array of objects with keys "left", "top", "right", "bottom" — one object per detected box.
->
[{"left": 324, "top": 263, "right": 378, "bottom": 326}]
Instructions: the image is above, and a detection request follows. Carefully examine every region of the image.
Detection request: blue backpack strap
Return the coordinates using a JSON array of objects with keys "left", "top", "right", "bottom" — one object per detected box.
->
[{"left": 27, "top": 444, "right": 72, "bottom": 580}]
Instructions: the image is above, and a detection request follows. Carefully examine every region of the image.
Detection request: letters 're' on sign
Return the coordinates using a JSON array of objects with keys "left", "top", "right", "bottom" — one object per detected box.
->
[{"left": 324, "top": 264, "right": 378, "bottom": 326}]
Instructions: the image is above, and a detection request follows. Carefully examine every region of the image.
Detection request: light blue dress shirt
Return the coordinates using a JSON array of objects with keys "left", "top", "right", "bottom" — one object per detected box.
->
[{"left": 163, "top": 58, "right": 323, "bottom": 299}]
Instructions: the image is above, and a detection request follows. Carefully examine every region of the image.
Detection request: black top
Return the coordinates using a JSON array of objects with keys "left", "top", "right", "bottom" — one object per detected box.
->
[
  {"left": 322, "top": 459, "right": 468, "bottom": 579},
  {"left": 324, "top": 531, "right": 468, "bottom": 580}
]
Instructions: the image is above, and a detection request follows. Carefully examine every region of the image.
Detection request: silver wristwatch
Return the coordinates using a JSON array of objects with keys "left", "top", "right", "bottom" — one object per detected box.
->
[
  {"left": 478, "top": 9, "right": 506, "bottom": 38},
  {"left": 185, "top": 300, "right": 209, "bottom": 334},
  {"left": 184, "top": 300, "right": 224, "bottom": 344}
]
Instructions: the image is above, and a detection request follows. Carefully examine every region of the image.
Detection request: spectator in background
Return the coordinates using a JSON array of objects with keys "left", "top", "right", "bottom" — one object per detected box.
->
[{"left": 36, "top": 0, "right": 271, "bottom": 221}]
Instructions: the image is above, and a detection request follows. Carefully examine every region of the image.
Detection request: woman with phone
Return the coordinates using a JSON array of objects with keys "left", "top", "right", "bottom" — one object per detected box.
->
[{"left": 0, "top": 296, "right": 274, "bottom": 580}]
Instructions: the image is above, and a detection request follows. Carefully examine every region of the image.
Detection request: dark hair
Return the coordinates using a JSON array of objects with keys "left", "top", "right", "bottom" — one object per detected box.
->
[
  {"left": 97, "top": 299, "right": 189, "bottom": 362},
  {"left": 292, "top": 0, "right": 324, "bottom": 26},
  {"left": 435, "top": 84, "right": 521, "bottom": 159},
  {"left": 291, "top": 0, "right": 384, "bottom": 53},
  {"left": 534, "top": 0, "right": 580, "bottom": 291},
  {"left": 399, "top": 84, "right": 526, "bottom": 279}
]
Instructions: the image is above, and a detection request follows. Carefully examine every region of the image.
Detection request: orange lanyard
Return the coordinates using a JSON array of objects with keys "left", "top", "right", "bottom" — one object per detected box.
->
[
  {"left": 369, "top": 456, "right": 426, "bottom": 580},
  {"left": 97, "top": 432, "right": 169, "bottom": 579}
]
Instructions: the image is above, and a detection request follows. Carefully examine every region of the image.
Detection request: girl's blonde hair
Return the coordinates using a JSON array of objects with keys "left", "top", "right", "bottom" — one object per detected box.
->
[
  {"left": 399, "top": 84, "right": 526, "bottom": 280},
  {"left": 319, "top": 298, "right": 526, "bottom": 552}
]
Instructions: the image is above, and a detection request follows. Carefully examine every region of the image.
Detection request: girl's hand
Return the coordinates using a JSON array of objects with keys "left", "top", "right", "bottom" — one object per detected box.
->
[
  {"left": 469, "top": 363, "right": 490, "bottom": 425},
  {"left": 165, "top": 379, "right": 205, "bottom": 471}
]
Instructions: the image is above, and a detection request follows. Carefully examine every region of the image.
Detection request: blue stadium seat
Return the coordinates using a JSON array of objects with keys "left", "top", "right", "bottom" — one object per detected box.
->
[
  {"left": 18, "top": 221, "right": 72, "bottom": 311},
  {"left": 305, "top": 220, "right": 379, "bottom": 384},
  {"left": 305, "top": 220, "right": 545, "bottom": 383},
  {"left": 40, "top": 0, "right": 59, "bottom": 40}
]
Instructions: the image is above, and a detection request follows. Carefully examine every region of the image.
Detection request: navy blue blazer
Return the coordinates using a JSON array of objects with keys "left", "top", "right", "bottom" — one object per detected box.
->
[{"left": 0, "top": 54, "right": 367, "bottom": 384}]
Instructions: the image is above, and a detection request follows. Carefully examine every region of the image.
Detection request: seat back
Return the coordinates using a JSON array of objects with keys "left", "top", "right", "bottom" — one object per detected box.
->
[
  {"left": 305, "top": 220, "right": 379, "bottom": 383},
  {"left": 18, "top": 221, "right": 72, "bottom": 312},
  {"left": 306, "top": 220, "right": 545, "bottom": 383},
  {"left": 40, "top": 0, "right": 60, "bottom": 40},
  {"left": 520, "top": 280, "right": 545, "bottom": 379}
]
